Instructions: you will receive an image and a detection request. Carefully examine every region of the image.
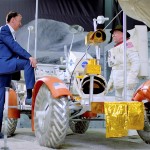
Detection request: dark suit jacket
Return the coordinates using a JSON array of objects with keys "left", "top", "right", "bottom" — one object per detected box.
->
[{"left": 0, "top": 25, "right": 31, "bottom": 74}]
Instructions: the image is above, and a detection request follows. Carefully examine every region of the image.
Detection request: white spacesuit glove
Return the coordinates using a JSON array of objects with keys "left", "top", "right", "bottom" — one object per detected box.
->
[
  {"left": 127, "top": 84, "right": 136, "bottom": 90},
  {"left": 107, "top": 81, "right": 114, "bottom": 93}
]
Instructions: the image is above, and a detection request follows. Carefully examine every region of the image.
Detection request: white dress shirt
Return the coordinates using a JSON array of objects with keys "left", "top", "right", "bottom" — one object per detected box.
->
[{"left": 7, "top": 24, "right": 16, "bottom": 41}]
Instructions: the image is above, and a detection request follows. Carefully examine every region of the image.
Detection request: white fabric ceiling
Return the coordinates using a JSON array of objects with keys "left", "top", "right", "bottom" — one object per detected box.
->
[{"left": 118, "top": 0, "right": 150, "bottom": 27}]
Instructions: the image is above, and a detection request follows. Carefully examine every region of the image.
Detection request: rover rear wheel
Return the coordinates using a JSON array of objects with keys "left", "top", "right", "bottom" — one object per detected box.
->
[
  {"left": 69, "top": 117, "right": 90, "bottom": 134},
  {"left": 7, "top": 118, "right": 18, "bottom": 136},
  {"left": 2, "top": 118, "right": 18, "bottom": 136},
  {"left": 2, "top": 81, "right": 18, "bottom": 137}
]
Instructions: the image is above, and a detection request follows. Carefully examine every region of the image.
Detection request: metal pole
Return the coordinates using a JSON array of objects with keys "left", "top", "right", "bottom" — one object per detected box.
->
[
  {"left": 27, "top": 29, "right": 30, "bottom": 53},
  {"left": 34, "top": 0, "right": 39, "bottom": 59},
  {"left": 27, "top": 26, "right": 34, "bottom": 53},
  {"left": 88, "top": 19, "right": 98, "bottom": 105},
  {"left": 93, "top": 18, "right": 97, "bottom": 31},
  {"left": 1, "top": 87, "right": 10, "bottom": 150},
  {"left": 93, "top": 18, "right": 100, "bottom": 64},
  {"left": 89, "top": 75, "right": 94, "bottom": 103},
  {"left": 69, "top": 33, "right": 74, "bottom": 53},
  {"left": 104, "top": 49, "right": 108, "bottom": 80},
  {"left": 123, "top": 12, "right": 127, "bottom": 101}
]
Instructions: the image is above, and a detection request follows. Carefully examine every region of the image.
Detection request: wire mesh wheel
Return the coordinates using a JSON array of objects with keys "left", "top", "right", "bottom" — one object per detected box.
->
[
  {"left": 34, "top": 84, "right": 69, "bottom": 148},
  {"left": 2, "top": 118, "right": 18, "bottom": 136},
  {"left": 69, "top": 117, "right": 90, "bottom": 134},
  {"left": 137, "top": 110, "right": 150, "bottom": 144}
]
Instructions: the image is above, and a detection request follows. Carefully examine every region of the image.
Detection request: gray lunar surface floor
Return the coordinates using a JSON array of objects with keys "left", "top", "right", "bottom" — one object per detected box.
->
[{"left": 0, "top": 128, "right": 150, "bottom": 150}]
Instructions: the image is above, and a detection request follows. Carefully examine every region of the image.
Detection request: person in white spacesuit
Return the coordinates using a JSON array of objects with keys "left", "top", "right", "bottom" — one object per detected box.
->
[
  {"left": 107, "top": 25, "right": 140, "bottom": 101},
  {"left": 107, "top": 25, "right": 140, "bottom": 136}
]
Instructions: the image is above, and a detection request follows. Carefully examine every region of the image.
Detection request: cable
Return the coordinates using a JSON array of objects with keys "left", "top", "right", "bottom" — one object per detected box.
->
[{"left": 104, "top": 10, "right": 123, "bottom": 30}]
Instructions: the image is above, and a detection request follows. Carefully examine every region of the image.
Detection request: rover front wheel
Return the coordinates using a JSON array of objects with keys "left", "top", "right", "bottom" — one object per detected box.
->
[
  {"left": 34, "top": 84, "right": 69, "bottom": 148},
  {"left": 137, "top": 110, "right": 150, "bottom": 144}
]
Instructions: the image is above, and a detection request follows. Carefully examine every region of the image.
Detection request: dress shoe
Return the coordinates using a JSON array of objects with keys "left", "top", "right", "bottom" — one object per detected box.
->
[
  {"left": 0, "top": 132, "right": 4, "bottom": 139},
  {"left": 25, "top": 98, "right": 32, "bottom": 105}
]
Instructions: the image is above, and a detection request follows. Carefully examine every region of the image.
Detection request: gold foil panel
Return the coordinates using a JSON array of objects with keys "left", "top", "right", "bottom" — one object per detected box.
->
[
  {"left": 85, "top": 64, "right": 101, "bottom": 75},
  {"left": 104, "top": 102, "right": 144, "bottom": 138},
  {"left": 85, "top": 29, "right": 106, "bottom": 45},
  {"left": 85, "top": 31, "right": 94, "bottom": 45},
  {"left": 104, "top": 102, "right": 128, "bottom": 138},
  {"left": 127, "top": 102, "right": 144, "bottom": 130}
]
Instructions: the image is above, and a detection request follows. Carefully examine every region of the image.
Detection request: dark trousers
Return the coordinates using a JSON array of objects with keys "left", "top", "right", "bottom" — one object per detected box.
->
[{"left": 0, "top": 58, "right": 35, "bottom": 132}]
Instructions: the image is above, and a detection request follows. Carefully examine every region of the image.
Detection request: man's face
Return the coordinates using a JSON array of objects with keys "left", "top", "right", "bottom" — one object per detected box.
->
[
  {"left": 11, "top": 15, "right": 22, "bottom": 31},
  {"left": 112, "top": 30, "right": 123, "bottom": 44}
]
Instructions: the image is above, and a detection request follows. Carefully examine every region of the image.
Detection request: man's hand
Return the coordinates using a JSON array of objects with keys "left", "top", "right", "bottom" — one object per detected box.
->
[{"left": 29, "top": 57, "right": 37, "bottom": 68}]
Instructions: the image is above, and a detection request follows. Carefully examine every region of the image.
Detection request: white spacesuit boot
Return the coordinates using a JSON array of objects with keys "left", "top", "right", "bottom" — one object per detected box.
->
[
  {"left": 115, "top": 88, "right": 123, "bottom": 101},
  {"left": 127, "top": 88, "right": 138, "bottom": 137},
  {"left": 128, "top": 130, "right": 138, "bottom": 137}
]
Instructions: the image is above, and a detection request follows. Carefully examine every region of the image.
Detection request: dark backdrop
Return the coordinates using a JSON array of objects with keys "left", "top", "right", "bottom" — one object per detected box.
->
[
  {"left": 0, "top": 0, "right": 104, "bottom": 31},
  {"left": 0, "top": 0, "right": 147, "bottom": 31}
]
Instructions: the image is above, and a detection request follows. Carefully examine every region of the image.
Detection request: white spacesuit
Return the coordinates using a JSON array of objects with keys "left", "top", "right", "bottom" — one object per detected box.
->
[
  {"left": 107, "top": 24, "right": 148, "bottom": 136},
  {"left": 107, "top": 38, "right": 140, "bottom": 101}
]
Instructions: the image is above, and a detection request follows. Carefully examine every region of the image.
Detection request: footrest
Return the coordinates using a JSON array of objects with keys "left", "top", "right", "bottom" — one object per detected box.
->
[{"left": 18, "top": 104, "right": 32, "bottom": 111}]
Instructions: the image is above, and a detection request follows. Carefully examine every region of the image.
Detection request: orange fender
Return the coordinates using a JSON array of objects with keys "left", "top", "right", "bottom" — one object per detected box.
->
[
  {"left": 132, "top": 80, "right": 150, "bottom": 102},
  {"left": 31, "top": 76, "right": 72, "bottom": 131},
  {"left": 8, "top": 89, "right": 20, "bottom": 119}
]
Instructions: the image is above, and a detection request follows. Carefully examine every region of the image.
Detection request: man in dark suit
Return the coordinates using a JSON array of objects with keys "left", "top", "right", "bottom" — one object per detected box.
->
[{"left": 0, "top": 11, "right": 37, "bottom": 138}]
